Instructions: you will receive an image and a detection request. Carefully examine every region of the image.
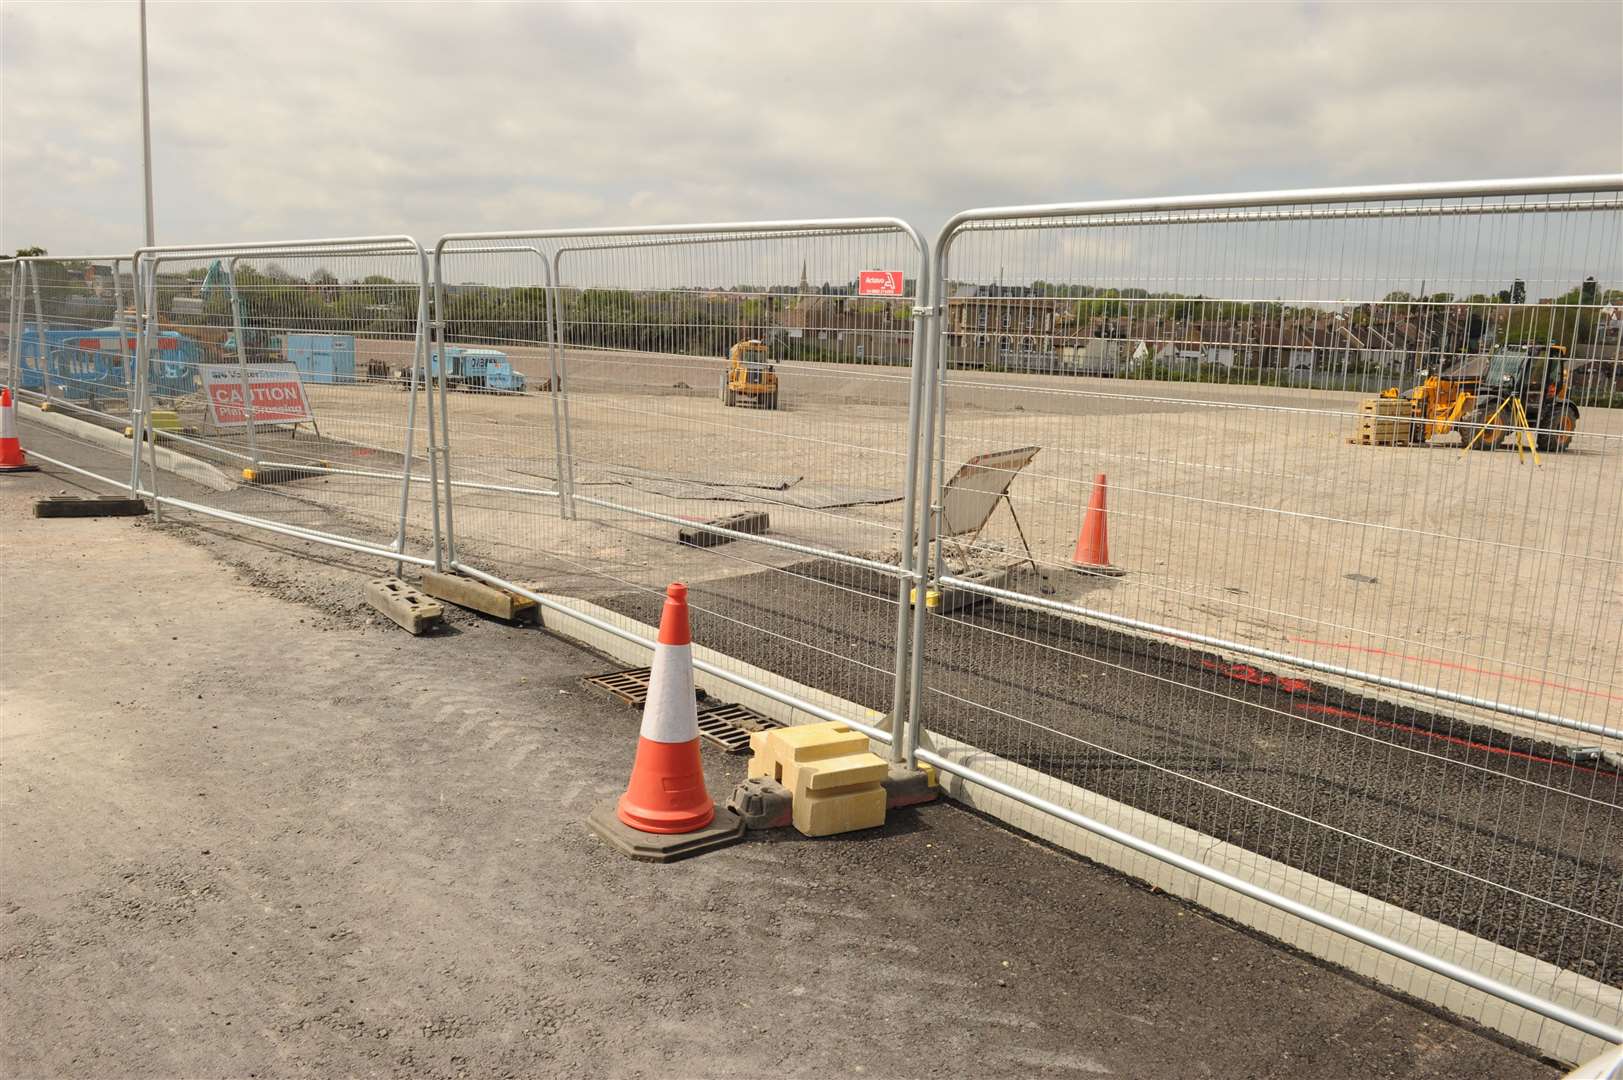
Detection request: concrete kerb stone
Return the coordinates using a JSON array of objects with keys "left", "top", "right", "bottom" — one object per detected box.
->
[
  {"left": 530, "top": 590, "right": 1619, "bottom": 1067},
  {"left": 418, "top": 570, "right": 541, "bottom": 625},
  {"left": 18, "top": 403, "right": 234, "bottom": 493}
]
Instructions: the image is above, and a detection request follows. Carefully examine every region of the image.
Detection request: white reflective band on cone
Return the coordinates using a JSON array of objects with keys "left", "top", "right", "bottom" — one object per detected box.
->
[
  {"left": 0, "top": 404, "right": 15, "bottom": 439},
  {"left": 640, "top": 643, "right": 699, "bottom": 744}
]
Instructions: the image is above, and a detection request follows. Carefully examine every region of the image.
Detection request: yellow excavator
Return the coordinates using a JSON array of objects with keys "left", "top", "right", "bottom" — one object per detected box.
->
[
  {"left": 719, "top": 339, "right": 780, "bottom": 410},
  {"left": 1362, "top": 344, "right": 1578, "bottom": 451}
]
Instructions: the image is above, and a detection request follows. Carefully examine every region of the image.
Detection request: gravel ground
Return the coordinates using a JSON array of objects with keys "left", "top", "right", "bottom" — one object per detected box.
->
[
  {"left": 0, "top": 449, "right": 1564, "bottom": 1078},
  {"left": 603, "top": 562, "right": 1623, "bottom": 992}
]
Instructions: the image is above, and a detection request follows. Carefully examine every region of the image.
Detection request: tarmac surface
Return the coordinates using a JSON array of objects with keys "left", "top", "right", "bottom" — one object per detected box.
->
[
  {"left": 0, "top": 443, "right": 1564, "bottom": 1078},
  {"left": 603, "top": 561, "right": 1623, "bottom": 992}
]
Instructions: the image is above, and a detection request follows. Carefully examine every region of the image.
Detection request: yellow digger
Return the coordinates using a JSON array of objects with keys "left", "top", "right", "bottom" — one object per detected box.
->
[
  {"left": 1360, "top": 345, "right": 1578, "bottom": 451},
  {"left": 719, "top": 339, "right": 780, "bottom": 410}
]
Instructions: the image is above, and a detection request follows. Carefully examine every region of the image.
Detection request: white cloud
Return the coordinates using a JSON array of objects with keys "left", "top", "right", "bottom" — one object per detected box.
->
[{"left": 2, "top": 0, "right": 1618, "bottom": 256}]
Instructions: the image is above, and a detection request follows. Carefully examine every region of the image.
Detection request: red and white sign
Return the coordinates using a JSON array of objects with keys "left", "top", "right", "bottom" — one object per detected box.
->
[
  {"left": 857, "top": 270, "right": 904, "bottom": 297},
  {"left": 201, "top": 363, "right": 314, "bottom": 429}
]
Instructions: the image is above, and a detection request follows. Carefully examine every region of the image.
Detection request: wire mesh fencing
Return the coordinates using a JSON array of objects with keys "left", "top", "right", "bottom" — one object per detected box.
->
[
  {"left": 8, "top": 256, "right": 138, "bottom": 428},
  {"left": 433, "top": 222, "right": 930, "bottom": 734},
  {"left": 914, "top": 179, "right": 1623, "bottom": 1050},
  {"left": 128, "top": 239, "right": 437, "bottom": 563}
]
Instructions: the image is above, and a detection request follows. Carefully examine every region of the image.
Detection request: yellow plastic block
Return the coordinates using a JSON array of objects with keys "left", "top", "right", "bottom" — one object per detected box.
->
[
  {"left": 797, "top": 753, "right": 889, "bottom": 792},
  {"left": 747, "top": 721, "right": 872, "bottom": 791},
  {"left": 793, "top": 785, "right": 887, "bottom": 837},
  {"left": 747, "top": 731, "right": 774, "bottom": 779},
  {"left": 771, "top": 722, "right": 869, "bottom": 762}
]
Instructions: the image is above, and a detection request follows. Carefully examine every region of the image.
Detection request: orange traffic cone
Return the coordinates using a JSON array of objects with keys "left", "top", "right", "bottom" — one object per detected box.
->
[
  {"left": 617, "top": 583, "right": 715, "bottom": 832},
  {"left": 0, "top": 388, "right": 40, "bottom": 474},
  {"left": 589, "top": 583, "right": 743, "bottom": 861},
  {"left": 1071, "top": 473, "right": 1123, "bottom": 575}
]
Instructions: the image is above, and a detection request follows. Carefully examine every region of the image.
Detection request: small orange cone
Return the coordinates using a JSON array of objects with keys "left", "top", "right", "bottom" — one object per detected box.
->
[
  {"left": 0, "top": 388, "right": 40, "bottom": 474},
  {"left": 616, "top": 582, "right": 717, "bottom": 833},
  {"left": 1071, "top": 473, "right": 1123, "bottom": 575}
]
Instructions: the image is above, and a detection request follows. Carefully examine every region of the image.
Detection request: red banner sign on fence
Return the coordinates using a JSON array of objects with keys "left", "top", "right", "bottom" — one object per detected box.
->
[
  {"left": 201, "top": 363, "right": 315, "bottom": 429},
  {"left": 857, "top": 270, "right": 904, "bottom": 297}
]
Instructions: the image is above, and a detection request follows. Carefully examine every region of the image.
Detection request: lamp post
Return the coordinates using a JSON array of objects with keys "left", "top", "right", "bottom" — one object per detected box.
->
[{"left": 139, "top": 0, "right": 155, "bottom": 246}]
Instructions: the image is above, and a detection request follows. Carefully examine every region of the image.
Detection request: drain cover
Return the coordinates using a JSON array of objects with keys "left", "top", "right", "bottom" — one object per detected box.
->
[
  {"left": 584, "top": 667, "right": 777, "bottom": 754},
  {"left": 696, "top": 702, "right": 783, "bottom": 754},
  {"left": 582, "top": 667, "right": 653, "bottom": 705},
  {"left": 582, "top": 666, "right": 705, "bottom": 708}
]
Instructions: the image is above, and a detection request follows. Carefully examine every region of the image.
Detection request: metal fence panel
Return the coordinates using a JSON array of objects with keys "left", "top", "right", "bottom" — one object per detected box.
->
[
  {"left": 8, "top": 256, "right": 137, "bottom": 428},
  {"left": 917, "top": 179, "right": 1623, "bottom": 1047},
  {"left": 433, "top": 222, "right": 930, "bottom": 744},
  {"left": 125, "top": 239, "right": 436, "bottom": 564}
]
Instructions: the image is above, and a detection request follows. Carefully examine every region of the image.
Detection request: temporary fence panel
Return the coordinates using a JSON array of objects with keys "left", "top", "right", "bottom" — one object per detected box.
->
[
  {"left": 915, "top": 178, "right": 1623, "bottom": 1054},
  {"left": 433, "top": 222, "right": 930, "bottom": 744},
  {"left": 8, "top": 256, "right": 137, "bottom": 429},
  {"left": 128, "top": 238, "right": 436, "bottom": 565}
]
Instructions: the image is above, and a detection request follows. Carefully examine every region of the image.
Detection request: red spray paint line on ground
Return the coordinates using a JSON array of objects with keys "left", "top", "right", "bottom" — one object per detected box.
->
[
  {"left": 1287, "top": 637, "right": 1623, "bottom": 704},
  {"left": 1198, "top": 658, "right": 1605, "bottom": 777},
  {"left": 1290, "top": 701, "right": 1603, "bottom": 777}
]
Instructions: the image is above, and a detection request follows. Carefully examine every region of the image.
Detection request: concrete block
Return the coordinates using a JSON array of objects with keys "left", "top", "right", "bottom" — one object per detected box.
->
[
  {"left": 726, "top": 777, "right": 794, "bottom": 830},
  {"left": 419, "top": 570, "right": 540, "bottom": 624},
  {"left": 587, "top": 802, "right": 744, "bottom": 862},
  {"left": 365, "top": 577, "right": 445, "bottom": 635},
  {"left": 32, "top": 495, "right": 150, "bottom": 519},
  {"left": 793, "top": 785, "right": 886, "bottom": 837},
  {"left": 677, "top": 511, "right": 770, "bottom": 548}
]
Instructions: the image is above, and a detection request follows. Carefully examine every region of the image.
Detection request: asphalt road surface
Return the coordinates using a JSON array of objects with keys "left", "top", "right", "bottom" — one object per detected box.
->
[{"left": 604, "top": 561, "right": 1623, "bottom": 992}]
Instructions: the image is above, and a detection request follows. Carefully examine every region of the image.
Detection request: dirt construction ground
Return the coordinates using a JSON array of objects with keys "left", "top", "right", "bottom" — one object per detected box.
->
[
  {"left": 142, "top": 342, "right": 1623, "bottom": 735},
  {"left": 0, "top": 453, "right": 1565, "bottom": 1077}
]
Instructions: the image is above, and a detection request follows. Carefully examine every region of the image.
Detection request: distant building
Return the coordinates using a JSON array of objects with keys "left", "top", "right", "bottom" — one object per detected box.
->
[{"left": 945, "top": 285, "right": 1062, "bottom": 369}]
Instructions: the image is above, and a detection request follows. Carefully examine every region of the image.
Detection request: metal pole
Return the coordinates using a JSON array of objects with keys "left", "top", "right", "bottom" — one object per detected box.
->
[
  {"left": 111, "top": 260, "right": 130, "bottom": 415},
  {"left": 887, "top": 272, "right": 934, "bottom": 762},
  {"left": 548, "top": 250, "right": 578, "bottom": 519},
  {"left": 541, "top": 251, "right": 572, "bottom": 520},
  {"left": 426, "top": 254, "right": 450, "bottom": 569},
  {"left": 28, "top": 263, "right": 49, "bottom": 407},
  {"left": 402, "top": 250, "right": 431, "bottom": 575},
  {"left": 138, "top": 0, "right": 156, "bottom": 248},
  {"left": 224, "top": 259, "right": 259, "bottom": 469},
  {"left": 5, "top": 261, "right": 20, "bottom": 393}
]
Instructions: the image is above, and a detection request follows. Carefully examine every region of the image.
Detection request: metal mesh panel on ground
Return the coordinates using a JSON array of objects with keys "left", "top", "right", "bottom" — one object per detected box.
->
[
  {"left": 132, "top": 242, "right": 436, "bottom": 562},
  {"left": 9, "top": 257, "right": 138, "bottom": 428},
  {"left": 435, "top": 224, "right": 926, "bottom": 720},
  {"left": 919, "top": 184, "right": 1623, "bottom": 1040}
]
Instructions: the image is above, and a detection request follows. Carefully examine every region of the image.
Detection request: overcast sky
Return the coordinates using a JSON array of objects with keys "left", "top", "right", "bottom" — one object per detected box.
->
[{"left": 3, "top": 1, "right": 1620, "bottom": 260}]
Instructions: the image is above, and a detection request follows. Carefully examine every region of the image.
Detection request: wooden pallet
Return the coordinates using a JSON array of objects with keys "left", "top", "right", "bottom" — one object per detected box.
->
[{"left": 1347, "top": 430, "right": 1414, "bottom": 446}]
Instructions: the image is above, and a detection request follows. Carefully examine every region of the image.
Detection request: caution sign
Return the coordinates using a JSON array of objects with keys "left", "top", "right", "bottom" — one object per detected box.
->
[
  {"left": 857, "top": 270, "right": 904, "bottom": 297},
  {"left": 201, "top": 363, "right": 314, "bottom": 429}
]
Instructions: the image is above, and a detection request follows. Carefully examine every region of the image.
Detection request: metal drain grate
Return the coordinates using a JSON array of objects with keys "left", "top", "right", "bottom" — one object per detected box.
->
[
  {"left": 696, "top": 702, "right": 783, "bottom": 754},
  {"left": 581, "top": 667, "right": 653, "bottom": 705}
]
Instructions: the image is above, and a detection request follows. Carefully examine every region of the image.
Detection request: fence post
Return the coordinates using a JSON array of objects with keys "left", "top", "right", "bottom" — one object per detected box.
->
[
  {"left": 27, "top": 263, "right": 49, "bottom": 408},
  {"left": 5, "top": 261, "right": 19, "bottom": 392},
  {"left": 224, "top": 259, "right": 261, "bottom": 471},
  {"left": 548, "top": 249, "right": 577, "bottom": 520}
]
